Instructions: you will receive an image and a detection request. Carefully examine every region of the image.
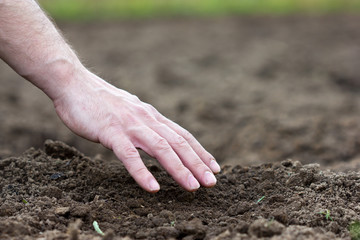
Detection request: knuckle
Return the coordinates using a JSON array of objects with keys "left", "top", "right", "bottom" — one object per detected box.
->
[
  {"left": 130, "top": 94, "right": 140, "bottom": 102},
  {"left": 126, "top": 125, "right": 146, "bottom": 135},
  {"left": 123, "top": 112, "right": 142, "bottom": 128},
  {"left": 135, "top": 106, "right": 156, "bottom": 122},
  {"left": 173, "top": 161, "right": 187, "bottom": 173},
  {"left": 123, "top": 146, "right": 139, "bottom": 160},
  {"left": 132, "top": 167, "right": 149, "bottom": 177},
  {"left": 182, "top": 129, "right": 194, "bottom": 141},
  {"left": 100, "top": 114, "right": 123, "bottom": 135},
  {"left": 171, "top": 135, "right": 188, "bottom": 149},
  {"left": 154, "top": 137, "right": 171, "bottom": 151},
  {"left": 144, "top": 103, "right": 153, "bottom": 109},
  {"left": 146, "top": 104, "right": 158, "bottom": 113},
  {"left": 191, "top": 160, "right": 206, "bottom": 170},
  {"left": 143, "top": 113, "right": 156, "bottom": 122},
  {"left": 134, "top": 105, "right": 149, "bottom": 116}
]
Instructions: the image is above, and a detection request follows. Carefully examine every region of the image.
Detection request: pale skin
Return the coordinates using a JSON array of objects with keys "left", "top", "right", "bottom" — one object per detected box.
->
[{"left": 0, "top": 0, "right": 220, "bottom": 192}]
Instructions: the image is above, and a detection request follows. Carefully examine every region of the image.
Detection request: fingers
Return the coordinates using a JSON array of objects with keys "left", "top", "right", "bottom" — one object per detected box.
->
[
  {"left": 106, "top": 102, "right": 220, "bottom": 192},
  {"left": 156, "top": 115, "right": 221, "bottom": 174},
  {"left": 149, "top": 124, "right": 217, "bottom": 188},
  {"left": 130, "top": 126, "right": 203, "bottom": 191},
  {"left": 111, "top": 135, "right": 160, "bottom": 193}
]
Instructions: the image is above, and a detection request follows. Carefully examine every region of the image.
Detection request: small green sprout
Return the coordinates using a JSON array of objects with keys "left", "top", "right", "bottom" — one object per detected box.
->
[
  {"left": 318, "top": 209, "right": 333, "bottom": 221},
  {"left": 256, "top": 196, "right": 265, "bottom": 204},
  {"left": 93, "top": 221, "right": 105, "bottom": 236},
  {"left": 22, "top": 199, "right": 28, "bottom": 204},
  {"left": 349, "top": 220, "right": 360, "bottom": 240},
  {"left": 170, "top": 221, "right": 175, "bottom": 227}
]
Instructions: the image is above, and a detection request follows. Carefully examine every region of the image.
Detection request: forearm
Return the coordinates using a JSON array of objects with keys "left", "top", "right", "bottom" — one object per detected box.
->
[{"left": 0, "top": 0, "right": 84, "bottom": 100}]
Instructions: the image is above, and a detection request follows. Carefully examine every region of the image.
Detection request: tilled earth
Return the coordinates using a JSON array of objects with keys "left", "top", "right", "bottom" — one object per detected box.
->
[
  {"left": 1, "top": 16, "right": 360, "bottom": 239},
  {"left": 1, "top": 140, "right": 360, "bottom": 240}
]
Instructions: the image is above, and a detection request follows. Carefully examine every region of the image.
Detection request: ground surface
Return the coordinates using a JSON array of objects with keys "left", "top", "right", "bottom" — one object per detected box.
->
[{"left": 1, "top": 16, "right": 360, "bottom": 239}]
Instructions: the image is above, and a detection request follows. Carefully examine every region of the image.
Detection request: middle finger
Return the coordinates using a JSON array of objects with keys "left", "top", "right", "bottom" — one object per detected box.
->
[{"left": 149, "top": 123, "right": 217, "bottom": 188}]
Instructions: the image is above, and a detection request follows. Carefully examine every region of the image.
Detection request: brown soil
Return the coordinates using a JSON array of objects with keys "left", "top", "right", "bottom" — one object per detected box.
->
[
  {"left": 1, "top": 140, "right": 359, "bottom": 240},
  {"left": 1, "top": 16, "right": 360, "bottom": 239}
]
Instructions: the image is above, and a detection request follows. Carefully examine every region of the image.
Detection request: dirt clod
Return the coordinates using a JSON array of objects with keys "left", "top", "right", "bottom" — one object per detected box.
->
[
  {"left": 55, "top": 207, "right": 70, "bottom": 216},
  {"left": 248, "top": 219, "right": 285, "bottom": 238}
]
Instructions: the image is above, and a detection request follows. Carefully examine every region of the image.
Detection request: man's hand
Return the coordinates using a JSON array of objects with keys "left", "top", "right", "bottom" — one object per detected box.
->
[
  {"left": 0, "top": 0, "right": 220, "bottom": 192},
  {"left": 53, "top": 68, "right": 220, "bottom": 192}
]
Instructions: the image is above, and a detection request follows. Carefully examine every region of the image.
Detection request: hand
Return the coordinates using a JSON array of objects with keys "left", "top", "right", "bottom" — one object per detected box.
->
[{"left": 53, "top": 70, "right": 221, "bottom": 192}]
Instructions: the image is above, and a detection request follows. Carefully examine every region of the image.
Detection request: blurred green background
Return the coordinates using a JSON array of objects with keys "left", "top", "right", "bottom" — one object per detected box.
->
[{"left": 38, "top": 0, "right": 360, "bottom": 21}]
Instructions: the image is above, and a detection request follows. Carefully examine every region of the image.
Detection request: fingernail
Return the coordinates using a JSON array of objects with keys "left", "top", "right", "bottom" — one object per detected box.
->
[
  {"left": 188, "top": 175, "right": 200, "bottom": 191},
  {"left": 210, "top": 160, "right": 221, "bottom": 173},
  {"left": 149, "top": 179, "right": 160, "bottom": 192},
  {"left": 204, "top": 171, "right": 217, "bottom": 186}
]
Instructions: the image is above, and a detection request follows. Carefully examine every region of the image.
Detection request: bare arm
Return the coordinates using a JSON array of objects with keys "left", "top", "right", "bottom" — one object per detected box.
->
[
  {"left": 0, "top": 0, "right": 81, "bottom": 100},
  {"left": 0, "top": 0, "right": 220, "bottom": 192}
]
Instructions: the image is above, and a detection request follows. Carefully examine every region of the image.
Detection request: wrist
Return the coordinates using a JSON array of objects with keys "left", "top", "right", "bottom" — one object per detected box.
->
[{"left": 27, "top": 56, "right": 87, "bottom": 101}]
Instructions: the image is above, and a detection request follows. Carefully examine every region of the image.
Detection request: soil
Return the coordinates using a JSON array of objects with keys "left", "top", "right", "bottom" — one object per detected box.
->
[
  {"left": 1, "top": 140, "right": 360, "bottom": 240},
  {"left": 1, "top": 16, "right": 360, "bottom": 239}
]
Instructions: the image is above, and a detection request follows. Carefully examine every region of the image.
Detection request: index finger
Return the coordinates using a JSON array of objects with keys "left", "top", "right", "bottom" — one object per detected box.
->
[{"left": 111, "top": 135, "right": 160, "bottom": 193}]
